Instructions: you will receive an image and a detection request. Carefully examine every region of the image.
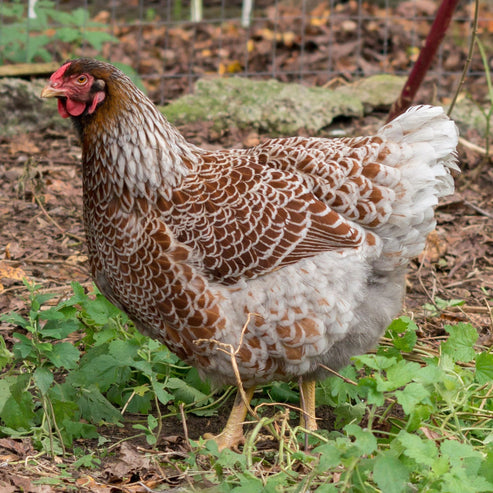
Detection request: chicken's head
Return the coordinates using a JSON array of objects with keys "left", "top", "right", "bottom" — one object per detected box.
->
[{"left": 41, "top": 60, "right": 107, "bottom": 118}]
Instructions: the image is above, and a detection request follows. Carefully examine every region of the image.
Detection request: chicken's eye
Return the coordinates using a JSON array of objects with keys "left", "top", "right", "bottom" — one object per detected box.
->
[{"left": 76, "top": 75, "right": 88, "bottom": 85}]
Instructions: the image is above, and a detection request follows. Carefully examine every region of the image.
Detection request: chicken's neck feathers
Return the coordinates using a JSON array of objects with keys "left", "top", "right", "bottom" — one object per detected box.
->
[{"left": 81, "top": 78, "right": 200, "bottom": 197}]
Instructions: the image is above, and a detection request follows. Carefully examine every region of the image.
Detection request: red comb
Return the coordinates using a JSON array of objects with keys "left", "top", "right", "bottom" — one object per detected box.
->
[{"left": 50, "top": 62, "right": 71, "bottom": 82}]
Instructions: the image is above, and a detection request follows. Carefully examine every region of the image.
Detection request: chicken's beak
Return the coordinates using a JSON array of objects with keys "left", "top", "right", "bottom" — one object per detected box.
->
[{"left": 40, "top": 84, "right": 65, "bottom": 98}]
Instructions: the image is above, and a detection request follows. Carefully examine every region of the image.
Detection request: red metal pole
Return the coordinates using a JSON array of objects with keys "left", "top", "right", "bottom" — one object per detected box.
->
[{"left": 387, "top": 0, "right": 461, "bottom": 122}]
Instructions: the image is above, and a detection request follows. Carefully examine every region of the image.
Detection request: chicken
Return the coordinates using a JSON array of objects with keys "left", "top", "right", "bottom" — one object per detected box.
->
[{"left": 41, "top": 58, "right": 458, "bottom": 450}]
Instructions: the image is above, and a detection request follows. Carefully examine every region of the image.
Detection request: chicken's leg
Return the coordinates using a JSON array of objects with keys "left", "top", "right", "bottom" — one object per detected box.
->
[
  {"left": 299, "top": 378, "right": 317, "bottom": 430},
  {"left": 204, "top": 386, "right": 255, "bottom": 451}
]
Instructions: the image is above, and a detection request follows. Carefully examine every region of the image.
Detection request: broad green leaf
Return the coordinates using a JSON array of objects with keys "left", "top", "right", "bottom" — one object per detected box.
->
[
  {"left": 0, "top": 378, "right": 14, "bottom": 413},
  {"left": 48, "top": 9, "right": 81, "bottom": 25},
  {"left": 184, "top": 367, "right": 211, "bottom": 396},
  {"left": 406, "top": 404, "right": 432, "bottom": 432},
  {"left": 377, "top": 359, "right": 420, "bottom": 391},
  {"left": 357, "top": 377, "right": 385, "bottom": 406},
  {"left": 33, "top": 366, "right": 53, "bottom": 395},
  {"left": 47, "top": 342, "right": 80, "bottom": 369},
  {"left": 398, "top": 431, "right": 438, "bottom": 465},
  {"left": 38, "top": 308, "right": 66, "bottom": 321},
  {"left": 0, "top": 335, "right": 14, "bottom": 370},
  {"left": 151, "top": 379, "right": 173, "bottom": 406},
  {"left": 319, "top": 365, "right": 360, "bottom": 405},
  {"left": 76, "top": 386, "right": 122, "bottom": 424},
  {"left": 385, "top": 316, "right": 418, "bottom": 351},
  {"left": 67, "top": 354, "right": 122, "bottom": 390},
  {"left": 82, "top": 295, "right": 122, "bottom": 325},
  {"left": 229, "top": 476, "right": 263, "bottom": 492},
  {"left": 264, "top": 473, "right": 289, "bottom": 492},
  {"left": 333, "top": 401, "right": 366, "bottom": 429},
  {"left": 441, "top": 324, "right": 478, "bottom": 363},
  {"left": 216, "top": 448, "right": 247, "bottom": 469},
  {"left": 72, "top": 452, "right": 101, "bottom": 469},
  {"left": 84, "top": 31, "right": 118, "bottom": 51},
  {"left": 479, "top": 445, "right": 493, "bottom": 483},
  {"left": 66, "top": 282, "right": 89, "bottom": 305},
  {"left": 414, "top": 363, "right": 443, "bottom": 385},
  {"left": 167, "top": 377, "right": 209, "bottom": 404},
  {"left": 314, "top": 485, "right": 338, "bottom": 493},
  {"left": 395, "top": 382, "right": 430, "bottom": 414},
  {"left": 435, "top": 297, "right": 465, "bottom": 309},
  {"left": 1, "top": 393, "right": 35, "bottom": 429},
  {"left": 32, "top": 291, "right": 57, "bottom": 308},
  {"left": 373, "top": 453, "right": 410, "bottom": 493},
  {"left": 41, "top": 319, "right": 80, "bottom": 339},
  {"left": 0, "top": 311, "right": 28, "bottom": 328},
  {"left": 268, "top": 381, "right": 299, "bottom": 403},
  {"left": 475, "top": 352, "right": 493, "bottom": 384},
  {"left": 345, "top": 424, "right": 377, "bottom": 455},
  {"left": 441, "top": 470, "right": 493, "bottom": 493},
  {"left": 147, "top": 414, "right": 158, "bottom": 430},
  {"left": 108, "top": 338, "right": 139, "bottom": 365},
  {"left": 441, "top": 440, "right": 483, "bottom": 473},
  {"left": 69, "top": 7, "right": 89, "bottom": 26},
  {"left": 352, "top": 354, "right": 397, "bottom": 371},
  {"left": 61, "top": 419, "right": 98, "bottom": 447},
  {"left": 313, "top": 442, "right": 341, "bottom": 470}
]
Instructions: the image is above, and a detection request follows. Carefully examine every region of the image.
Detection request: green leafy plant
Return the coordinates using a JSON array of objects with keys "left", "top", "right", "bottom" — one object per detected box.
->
[
  {"left": 0, "top": 280, "right": 216, "bottom": 456},
  {"left": 0, "top": 0, "right": 117, "bottom": 64}
]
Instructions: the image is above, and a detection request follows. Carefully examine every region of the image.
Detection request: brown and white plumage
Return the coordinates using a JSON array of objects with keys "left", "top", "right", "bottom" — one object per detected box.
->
[{"left": 42, "top": 58, "right": 458, "bottom": 448}]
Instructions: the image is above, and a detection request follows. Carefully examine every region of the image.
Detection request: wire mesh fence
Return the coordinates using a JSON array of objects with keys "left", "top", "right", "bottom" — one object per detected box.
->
[{"left": 1, "top": 0, "right": 492, "bottom": 105}]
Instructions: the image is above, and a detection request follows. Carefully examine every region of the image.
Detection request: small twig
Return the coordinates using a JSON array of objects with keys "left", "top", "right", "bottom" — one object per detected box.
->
[
  {"left": 34, "top": 195, "right": 85, "bottom": 242},
  {"left": 194, "top": 313, "right": 260, "bottom": 420},
  {"left": 254, "top": 400, "right": 311, "bottom": 418},
  {"left": 416, "top": 254, "right": 437, "bottom": 306},
  {"left": 463, "top": 200, "right": 493, "bottom": 219},
  {"left": 153, "top": 393, "right": 163, "bottom": 449},
  {"left": 484, "top": 297, "right": 493, "bottom": 332},
  {"left": 318, "top": 364, "right": 358, "bottom": 386},
  {"left": 194, "top": 314, "right": 284, "bottom": 445},
  {"left": 459, "top": 136, "right": 488, "bottom": 156},
  {"left": 444, "top": 305, "right": 492, "bottom": 314},
  {"left": 121, "top": 390, "right": 137, "bottom": 415},
  {"left": 447, "top": 0, "right": 479, "bottom": 116},
  {"left": 179, "top": 402, "right": 191, "bottom": 450}
]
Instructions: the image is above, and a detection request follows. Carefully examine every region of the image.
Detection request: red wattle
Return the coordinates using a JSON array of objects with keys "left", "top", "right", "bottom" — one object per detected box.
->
[
  {"left": 57, "top": 99, "right": 70, "bottom": 118},
  {"left": 88, "top": 92, "right": 106, "bottom": 114},
  {"left": 66, "top": 98, "right": 86, "bottom": 116}
]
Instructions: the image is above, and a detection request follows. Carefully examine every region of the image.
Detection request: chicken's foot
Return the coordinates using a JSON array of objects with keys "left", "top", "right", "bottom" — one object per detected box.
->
[
  {"left": 204, "top": 386, "right": 255, "bottom": 451},
  {"left": 299, "top": 378, "right": 317, "bottom": 430}
]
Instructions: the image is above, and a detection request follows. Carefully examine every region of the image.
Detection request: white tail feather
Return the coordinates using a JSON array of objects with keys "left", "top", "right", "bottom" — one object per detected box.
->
[{"left": 374, "top": 105, "right": 459, "bottom": 269}]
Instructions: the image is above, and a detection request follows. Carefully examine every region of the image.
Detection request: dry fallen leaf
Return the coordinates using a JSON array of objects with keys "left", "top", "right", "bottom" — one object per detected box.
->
[{"left": 0, "top": 262, "right": 26, "bottom": 282}]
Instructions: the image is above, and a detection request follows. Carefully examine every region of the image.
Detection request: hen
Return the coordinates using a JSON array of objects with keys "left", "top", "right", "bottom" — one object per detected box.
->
[{"left": 42, "top": 58, "right": 458, "bottom": 450}]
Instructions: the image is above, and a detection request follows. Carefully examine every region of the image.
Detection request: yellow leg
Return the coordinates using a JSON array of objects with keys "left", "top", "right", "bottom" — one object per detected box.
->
[
  {"left": 299, "top": 379, "right": 317, "bottom": 431},
  {"left": 204, "top": 387, "right": 255, "bottom": 451}
]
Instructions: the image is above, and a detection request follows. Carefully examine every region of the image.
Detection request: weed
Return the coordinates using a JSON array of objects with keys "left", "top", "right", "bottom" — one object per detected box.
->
[
  {"left": 0, "top": 280, "right": 217, "bottom": 456},
  {"left": 0, "top": 0, "right": 117, "bottom": 64}
]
